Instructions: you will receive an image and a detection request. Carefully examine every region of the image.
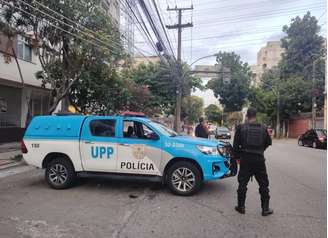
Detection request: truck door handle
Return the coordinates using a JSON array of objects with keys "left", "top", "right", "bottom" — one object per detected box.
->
[
  {"left": 119, "top": 143, "right": 129, "bottom": 146},
  {"left": 84, "top": 141, "right": 94, "bottom": 144}
]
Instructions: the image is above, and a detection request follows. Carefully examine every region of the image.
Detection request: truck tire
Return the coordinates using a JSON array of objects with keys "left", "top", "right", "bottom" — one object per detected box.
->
[
  {"left": 166, "top": 161, "right": 203, "bottom": 196},
  {"left": 45, "top": 157, "right": 76, "bottom": 189}
]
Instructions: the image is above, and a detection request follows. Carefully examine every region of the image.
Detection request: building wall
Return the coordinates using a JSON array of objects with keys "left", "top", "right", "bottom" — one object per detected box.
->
[
  {"left": 288, "top": 118, "right": 310, "bottom": 138},
  {"left": 250, "top": 41, "right": 284, "bottom": 86},
  {"left": 257, "top": 41, "right": 284, "bottom": 69},
  {"left": 132, "top": 56, "right": 160, "bottom": 67},
  {"left": 0, "top": 32, "right": 50, "bottom": 142},
  {"left": 0, "top": 85, "right": 21, "bottom": 128},
  {"left": 288, "top": 116, "right": 324, "bottom": 138},
  {"left": 102, "top": 0, "right": 120, "bottom": 25}
]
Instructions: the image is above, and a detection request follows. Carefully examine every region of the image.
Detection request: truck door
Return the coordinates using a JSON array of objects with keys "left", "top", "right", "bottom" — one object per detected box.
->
[
  {"left": 117, "top": 120, "right": 162, "bottom": 175},
  {"left": 80, "top": 118, "right": 118, "bottom": 172}
]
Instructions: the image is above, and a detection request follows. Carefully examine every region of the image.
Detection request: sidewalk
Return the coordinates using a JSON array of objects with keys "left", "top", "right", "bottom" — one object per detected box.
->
[{"left": 0, "top": 142, "right": 24, "bottom": 169}]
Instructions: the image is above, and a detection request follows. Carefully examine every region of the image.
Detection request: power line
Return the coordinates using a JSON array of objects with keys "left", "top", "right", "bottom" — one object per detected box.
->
[
  {"left": 13, "top": 0, "right": 123, "bottom": 51},
  {"left": 191, "top": 0, "right": 318, "bottom": 14},
  {"left": 30, "top": 0, "right": 157, "bottom": 59},
  {"left": 1, "top": 0, "right": 155, "bottom": 61},
  {"left": 151, "top": 0, "right": 175, "bottom": 58},
  {"left": 135, "top": 26, "right": 285, "bottom": 44},
  {"left": 193, "top": 5, "right": 325, "bottom": 26},
  {"left": 1, "top": 0, "right": 122, "bottom": 54},
  {"left": 123, "top": 0, "right": 163, "bottom": 58}
]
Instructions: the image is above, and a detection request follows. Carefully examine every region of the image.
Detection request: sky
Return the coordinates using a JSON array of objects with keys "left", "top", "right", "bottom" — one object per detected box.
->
[{"left": 135, "top": 0, "right": 327, "bottom": 66}]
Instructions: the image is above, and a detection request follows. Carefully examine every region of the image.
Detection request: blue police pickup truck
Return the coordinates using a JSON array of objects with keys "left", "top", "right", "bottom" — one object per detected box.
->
[{"left": 22, "top": 114, "right": 234, "bottom": 195}]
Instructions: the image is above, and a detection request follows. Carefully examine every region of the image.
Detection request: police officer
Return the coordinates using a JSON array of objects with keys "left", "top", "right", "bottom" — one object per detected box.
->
[
  {"left": 233, "top": 107, "right": 273, "bottom": 216},
  {"left": 195, "top": 117, "right": 209, "bottom": 138}
]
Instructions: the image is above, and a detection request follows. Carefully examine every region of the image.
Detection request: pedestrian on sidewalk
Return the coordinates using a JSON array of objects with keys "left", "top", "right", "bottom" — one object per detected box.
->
[
  {"left": 233, "top": 107, "right": 273, "bottom": 216},
  {"left": 195, "top": 117, "right": 209, "bottom": 139}
]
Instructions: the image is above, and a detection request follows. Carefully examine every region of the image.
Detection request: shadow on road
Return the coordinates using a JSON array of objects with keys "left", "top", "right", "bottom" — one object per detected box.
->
[{"left": 24, "top": 173, "right": 233, "bottom": 198}]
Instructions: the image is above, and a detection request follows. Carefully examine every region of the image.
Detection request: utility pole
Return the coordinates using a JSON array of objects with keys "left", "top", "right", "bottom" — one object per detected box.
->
[
  {"left": 166, "top": 6, "right": 193, "bottom": 133},
  {"left": 276, "top": 91, "right": 280, "bottom": 138},
  {"left": 312, "top": 60, "right": 317, "bottom": 129}
]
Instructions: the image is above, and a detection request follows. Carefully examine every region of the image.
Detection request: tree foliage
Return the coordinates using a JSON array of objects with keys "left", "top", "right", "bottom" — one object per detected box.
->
[
  {"left": 280, "top": 12, "right": 325, "bottom": 79},
  {"left": 127, "top": 61, "right": 203, "bottom": 115},
  {"left": 249, "top": 12, "right": 325, "bottom": 125},
  {"left": 181, "top": 96, "right": 204, "bottom": 124},
  {"left": 207, "top": 52, "right": 251, "bottom": 112},
  {"left": 2, "top": 0, "right": 124, "bottom": 114},
  {"left": 204, "top": 104, "right": 222, "bottom": 124},
  {"left": 280, "top": 11, "right": 325, "bottom": 110}
]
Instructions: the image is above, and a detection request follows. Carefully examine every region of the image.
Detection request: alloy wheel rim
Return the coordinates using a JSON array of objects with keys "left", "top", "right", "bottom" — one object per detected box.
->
[
  {"left": 171, "top": 167, "right": 196, "bottom": 192},
  {"left": 49, "top": 164, "right": 68, "bottom": 185}
]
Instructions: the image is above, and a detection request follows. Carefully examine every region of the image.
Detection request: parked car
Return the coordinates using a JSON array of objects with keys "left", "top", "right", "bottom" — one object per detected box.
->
[
  {"left": 215, "top": 127, "right": 231, "bottom": 139},
  {"left": 22, "top": 114, "right": 235, "bottom": 196},
  {"left": 298, "top": 129, "right": 327, "bottom": 149}
]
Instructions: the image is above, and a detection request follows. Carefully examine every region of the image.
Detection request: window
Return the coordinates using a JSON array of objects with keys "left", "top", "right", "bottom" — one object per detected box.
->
[
  {"left": 0, "top": 98, "right": 7, "bottom": 113},
  {"left": 90, "top": 120, "right": 116, "bottom": 137},
  {"left": 17, "top": 35, "right": 32, "bottom": 62},
  {"left": 123, "top": 121, "right": 158, "bottom": 140}
]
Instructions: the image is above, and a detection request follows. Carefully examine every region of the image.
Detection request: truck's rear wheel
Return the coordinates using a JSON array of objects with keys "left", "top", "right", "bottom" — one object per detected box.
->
[
  {"left": 167, "top": 161, "right": 202, "bottom": 196},
  {"left": 46, "top": 158, "right": 76, "bottom": 189}
]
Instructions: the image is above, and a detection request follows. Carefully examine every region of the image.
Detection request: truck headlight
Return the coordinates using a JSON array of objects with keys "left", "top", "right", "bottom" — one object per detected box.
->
[{"left": 197, "top": 145, "right": 218, "bottom": 155}]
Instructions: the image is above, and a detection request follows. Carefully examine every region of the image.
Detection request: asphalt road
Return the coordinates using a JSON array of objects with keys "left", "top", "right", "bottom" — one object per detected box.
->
[{"left": 0, "top": 139, "right": 326, "bottom": 238}]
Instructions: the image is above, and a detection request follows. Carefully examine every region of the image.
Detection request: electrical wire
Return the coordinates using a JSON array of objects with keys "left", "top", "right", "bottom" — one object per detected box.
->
[
  {"left": 194, "top": 5, "right": 325, "bottom": 26},
  {"left": 1, "top": 0, "right": 155, "bottom": 61},
  {"left": 123, "top": 0, "right": 162, "bottom": 57},
  {"left": 151, "top": 0, "right": 176, "bottom": 58},
  {"left": 1, "top": 0, "right": 122, "bottom": 54},
  {"left": 12, "top": 0, "right": 123, "bottom": 51}
]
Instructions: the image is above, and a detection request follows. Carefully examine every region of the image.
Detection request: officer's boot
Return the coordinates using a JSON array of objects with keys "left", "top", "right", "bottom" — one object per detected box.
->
[
  {"left": 261, "top": 198, "right": 273, "bottom": 216},
  {"left": 235, "top": 191, "right": 246, "bottom": 214}
]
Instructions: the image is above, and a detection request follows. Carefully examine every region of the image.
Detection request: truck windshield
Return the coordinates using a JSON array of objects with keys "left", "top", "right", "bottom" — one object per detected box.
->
[{"left": 149, "top": 121, "right": 178, "bottom": 137}]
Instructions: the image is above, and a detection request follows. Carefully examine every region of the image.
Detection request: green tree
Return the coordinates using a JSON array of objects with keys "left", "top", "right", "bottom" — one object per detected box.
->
[
  {"left": 181, "top": 96, "right": 204, "bottom": 124},
  {"left": 128, "top": 61, "right": 202, "bottom": 115},
  {"left": 204, "top": 104, "right": 222, "bottom": 124},
  {"left": 250, "top": 67, "right": 312, "bottom": 122},
  {"left": 280, "top": 11, "right": 325, "bottom": 110},
  {"left": 207, "top": 52, "right": 251, "bottom": 112},
  {"left": 2, "top": 0, "right": 124, "bottom": 114}
]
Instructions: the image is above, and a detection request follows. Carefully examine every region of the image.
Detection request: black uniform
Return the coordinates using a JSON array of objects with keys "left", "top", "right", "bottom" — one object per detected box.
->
[
  {"left": 195, "top": 124, "right": 209, "bottom": 138},
  {"left": 233, "top": 123, "right": 272, "bottom": 210}
]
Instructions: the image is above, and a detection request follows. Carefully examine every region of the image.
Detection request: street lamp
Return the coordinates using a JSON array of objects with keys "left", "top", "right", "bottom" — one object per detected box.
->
[{"left": 174, "top": 54, "right": 218, "bottom": 132}]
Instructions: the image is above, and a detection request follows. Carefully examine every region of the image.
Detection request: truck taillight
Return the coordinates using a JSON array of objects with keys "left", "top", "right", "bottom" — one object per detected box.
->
[{"left": 21, "top": 140, "right": 28, "bottom": 154}]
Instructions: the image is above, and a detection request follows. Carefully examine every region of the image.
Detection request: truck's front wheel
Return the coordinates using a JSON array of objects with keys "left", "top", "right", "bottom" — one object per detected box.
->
[
  {"left": 46, "top": 158, "right": 76, "bottom": 189},
  {"left": 167, "top": 161, "right": 202, "bottom": 196}
]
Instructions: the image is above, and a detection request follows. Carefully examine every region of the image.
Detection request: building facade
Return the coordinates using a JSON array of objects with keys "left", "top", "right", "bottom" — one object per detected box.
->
[
  {"left": 132, "top": 55, "right": 161, "bottom": 67},
  {"left": 250, "top": 41, "right": 284, "bottom": 86},
  {"left": 0, "top": 32, "right": 50, "bottom": 143}
]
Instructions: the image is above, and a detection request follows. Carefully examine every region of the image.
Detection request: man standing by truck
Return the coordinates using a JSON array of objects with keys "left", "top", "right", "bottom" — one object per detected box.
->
[
  {"left": 195, "top": 117, "right": 209, "bottom": 138},
  {"left": 233, "top": 107, "right": 273, "bottom": 216}
]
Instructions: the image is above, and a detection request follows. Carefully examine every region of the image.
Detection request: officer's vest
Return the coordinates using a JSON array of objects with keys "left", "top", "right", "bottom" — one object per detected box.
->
[{"left": 241, "top": 123, "right": 266, "bottom": 155}]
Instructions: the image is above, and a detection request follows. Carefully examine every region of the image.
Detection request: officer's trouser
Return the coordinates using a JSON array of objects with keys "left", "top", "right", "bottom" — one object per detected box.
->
[{"left": 237, "top": 159, "right": 270, "bottom": 208}]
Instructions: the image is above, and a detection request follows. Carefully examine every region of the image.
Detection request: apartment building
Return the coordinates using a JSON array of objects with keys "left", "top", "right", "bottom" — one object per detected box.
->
[
  {"left": 0, "top": 32, "right": 50, "bottom": 143},
  {"left": 250, "top": 41, "right": 284, "bottom": 86}
]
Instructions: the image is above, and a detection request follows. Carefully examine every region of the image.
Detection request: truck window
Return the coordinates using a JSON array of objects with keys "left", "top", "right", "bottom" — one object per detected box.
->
[
  {"left": 123, "top": 120, "right": 157, "bottom": 139},
  {"left": 90, "top": 120, "right": 116, "bottom": 137}
]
